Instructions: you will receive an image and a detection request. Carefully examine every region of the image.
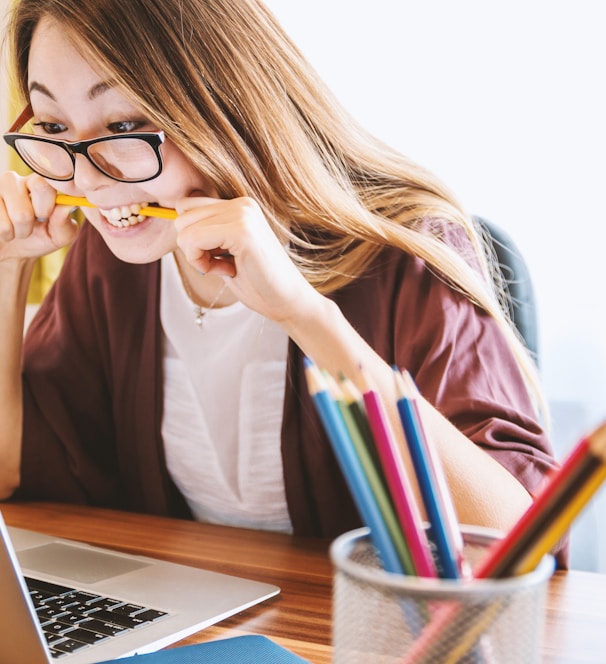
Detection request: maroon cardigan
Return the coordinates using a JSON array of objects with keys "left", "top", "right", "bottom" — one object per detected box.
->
[{"left": 17, "top": 222, "right": 567, "bottom": 564}]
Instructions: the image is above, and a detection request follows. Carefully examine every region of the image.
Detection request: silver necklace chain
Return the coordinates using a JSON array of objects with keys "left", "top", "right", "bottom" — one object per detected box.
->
[
  {"left": 178, "top": 264, "right": 229, "bottom": 329},
  {"left": 192, "top": 280, "right": 229, "bottom": 328}
]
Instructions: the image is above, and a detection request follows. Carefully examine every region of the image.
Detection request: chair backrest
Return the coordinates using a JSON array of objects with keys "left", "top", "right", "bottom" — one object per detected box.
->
[{"left": 474, "top": 217, "right": 539, "bottom": 365}]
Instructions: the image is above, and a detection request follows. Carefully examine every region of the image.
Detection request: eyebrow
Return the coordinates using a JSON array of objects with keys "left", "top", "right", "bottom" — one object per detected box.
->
[
  {"left": 28, "top": 80, "right": 114, "bottom": 101},
  {"left": 28, "top": 81, "right": 55, "bottom": 99}
]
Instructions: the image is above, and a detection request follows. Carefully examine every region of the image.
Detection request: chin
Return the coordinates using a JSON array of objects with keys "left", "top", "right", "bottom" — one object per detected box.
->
[
  {"left": 88, "top": 213, "right": 175, "bottom": 264},
  {"left": 104, "top": 241, "right": 170, "bottom": 265}
]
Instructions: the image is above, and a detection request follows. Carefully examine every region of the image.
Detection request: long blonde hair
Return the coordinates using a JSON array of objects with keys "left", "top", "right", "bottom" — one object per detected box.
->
[{"left": 7, "top": 0, "right": 545, "bottom": 415}]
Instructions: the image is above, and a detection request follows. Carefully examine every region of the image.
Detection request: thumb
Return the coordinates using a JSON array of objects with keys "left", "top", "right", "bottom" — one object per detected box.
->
[{"left": 47, "top": 208, "right": 80, "bottom": 248}]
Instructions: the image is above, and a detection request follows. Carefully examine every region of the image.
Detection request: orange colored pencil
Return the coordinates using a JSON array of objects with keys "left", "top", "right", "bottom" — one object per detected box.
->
[{"left": 55, "top": 194, "right": 177, "bottom": 219}]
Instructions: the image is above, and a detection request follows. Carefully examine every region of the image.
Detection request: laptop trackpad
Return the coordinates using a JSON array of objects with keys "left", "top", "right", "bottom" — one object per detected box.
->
[{"left": 17, "top": 542, "right": 150, "bottom": 584}]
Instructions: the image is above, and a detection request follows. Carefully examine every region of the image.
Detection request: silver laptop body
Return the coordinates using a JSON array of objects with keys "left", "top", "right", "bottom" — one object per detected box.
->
[{"left": 0, "top": 511, "right": 279, "bottom": 664}]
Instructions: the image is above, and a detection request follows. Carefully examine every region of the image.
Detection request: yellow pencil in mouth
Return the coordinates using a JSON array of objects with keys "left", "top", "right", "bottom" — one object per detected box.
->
[{"left": 55, "top": 194, "right": 177, "bottom": 220}]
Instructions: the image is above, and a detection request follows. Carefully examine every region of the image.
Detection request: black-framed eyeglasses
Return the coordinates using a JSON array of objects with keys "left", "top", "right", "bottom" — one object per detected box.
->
[{"left": 3, "top": 104, "right": 165, "bottom": 183}]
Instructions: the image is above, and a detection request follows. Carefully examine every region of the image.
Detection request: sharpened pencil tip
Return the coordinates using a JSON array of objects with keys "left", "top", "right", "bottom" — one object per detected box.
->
[{"left": 587, "top": 421, "right": 606, "bottom": 461}]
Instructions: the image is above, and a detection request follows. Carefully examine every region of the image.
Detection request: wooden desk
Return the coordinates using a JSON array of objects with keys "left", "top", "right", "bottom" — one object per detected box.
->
[{"left": 2, "top": 502, "right": 605, "bottom": 663}]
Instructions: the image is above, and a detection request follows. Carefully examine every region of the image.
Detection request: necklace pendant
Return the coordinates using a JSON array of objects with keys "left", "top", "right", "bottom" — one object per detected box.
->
[{"left": 194, "top": 306, "right": 205, "bottom": 328}]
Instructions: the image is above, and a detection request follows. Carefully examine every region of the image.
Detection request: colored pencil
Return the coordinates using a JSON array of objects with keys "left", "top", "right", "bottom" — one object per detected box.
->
[
  {"left": 338, "top": 374, "right": 385, "bottom": 483},
  {"left": 325, "top": 373, "right": 416, "bottom": 575},
  {"left": 474, "top": 423, "right": 606, "bottom": 579},
  {"left": 394, "top": 369, "right": 465, "bottom": 579},
  {"left": 303, "top": 358, "right": 406, "bottom": 575},
  {"left": 55, "top": 193, "right": 178, "bottom": 219},
  {"left": 514, "top": 462, "right": 606, "bottom": 575},
  {"left": 356, "top": 368, "right": 437, "bottom": 578}
]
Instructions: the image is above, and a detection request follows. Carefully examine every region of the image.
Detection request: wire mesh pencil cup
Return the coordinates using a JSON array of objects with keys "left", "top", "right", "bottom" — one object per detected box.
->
[{"left": 330, "top": 526, "right": 554, "bottom": 664}]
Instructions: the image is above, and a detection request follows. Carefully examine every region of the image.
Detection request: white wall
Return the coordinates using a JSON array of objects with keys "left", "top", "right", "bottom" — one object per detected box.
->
[{"left": 264, "top": 0, "right": 606, "bottom": 569}]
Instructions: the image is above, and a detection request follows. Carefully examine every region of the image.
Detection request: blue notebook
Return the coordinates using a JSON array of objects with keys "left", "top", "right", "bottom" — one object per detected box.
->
[{"left": 98, "top": 635, "right": 310, "bottom": 663}]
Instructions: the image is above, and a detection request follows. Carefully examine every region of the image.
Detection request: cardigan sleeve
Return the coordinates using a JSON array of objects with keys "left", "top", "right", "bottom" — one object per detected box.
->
[{"left": 14, "top": 223, "right": 190, "bottom": 518}]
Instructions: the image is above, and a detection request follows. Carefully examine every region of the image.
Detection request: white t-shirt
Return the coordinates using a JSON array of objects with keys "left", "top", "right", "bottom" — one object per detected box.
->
[{"left": 160, "top": 253, "right": 292, "bottom": 533}]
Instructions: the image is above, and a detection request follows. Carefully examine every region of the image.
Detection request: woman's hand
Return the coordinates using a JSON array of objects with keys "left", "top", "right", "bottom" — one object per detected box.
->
[
  {"left": 174, "top": 194, "right": 322, "bottom": 324},
  {"left": 0, "top": 172, "right": 79, "bottom": 262}
]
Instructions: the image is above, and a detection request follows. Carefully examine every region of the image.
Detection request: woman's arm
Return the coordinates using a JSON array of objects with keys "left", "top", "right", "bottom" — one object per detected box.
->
[{"left": 0, "top": 172, "right": 78, "bottom": 498}]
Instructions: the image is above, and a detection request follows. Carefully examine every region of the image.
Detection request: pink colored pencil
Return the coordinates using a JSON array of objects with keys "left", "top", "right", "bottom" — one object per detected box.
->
[{"left": 357, "top": 368, "right": 437, "bottom": 578}]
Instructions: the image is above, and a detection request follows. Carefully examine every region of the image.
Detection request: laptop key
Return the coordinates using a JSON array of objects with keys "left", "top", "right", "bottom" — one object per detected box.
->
[
  {"left": 44, "top": 597, "right": 80, "bottom": 610},
  {"left": 49, "top": 649, "right": 69, "bottom": 659},
  {"left": 135, "top": 608, "right": 168, "bottom": 622},
  {"left": 26, "top": 577, "right": 73, "bottom": 596},
  {"left": 45, "top": 622, "right": 75, "bottom": 636},
  {"left": 44, "top": 632, "right": 67, "bottom": 645},
  {"left": 87, "top": 597, "right": 123, "bottom": 610},
  {"left": 37, "top": 606, "right": 69, "bottom": 622},
  {"left": 111, "top": 603, "right": 147, "bottom": 616},
  {"left": 86, "top": 609, "right": 147, "bottom": 629},
  {"left": 79, "top": 618, "right": 129, "bottom": 637},
  {"left": 56, "top": 612, "right": 91, "bottom": 626},
  {"left": 64, "top": 590, "right": 102, "bottom": 604},
  {"left": 63, "top": 628, "right": 109, "bottom": 645},
  {"left": 52, "top": 638, "right": 90, "bottom": 654}
]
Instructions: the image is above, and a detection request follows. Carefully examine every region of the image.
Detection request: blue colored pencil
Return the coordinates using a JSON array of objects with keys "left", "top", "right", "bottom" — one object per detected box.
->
[{"left": 393, "top": 368, "right": 463, "bottom": 579}]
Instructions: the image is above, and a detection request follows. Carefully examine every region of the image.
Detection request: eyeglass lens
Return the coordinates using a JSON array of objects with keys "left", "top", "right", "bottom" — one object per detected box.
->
[{"left": 12, "top": 136, "right": 160, "bottom": 182}]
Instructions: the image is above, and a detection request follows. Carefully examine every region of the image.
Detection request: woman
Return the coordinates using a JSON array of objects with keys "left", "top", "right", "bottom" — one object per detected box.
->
[{"left": 0, "top": 0, "right": 566, "bottom": 563}]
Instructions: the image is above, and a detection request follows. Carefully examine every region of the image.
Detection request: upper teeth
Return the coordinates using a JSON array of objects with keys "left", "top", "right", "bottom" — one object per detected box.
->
[{"left": 100, "top": 203, "right": 150, "bottom": 228}]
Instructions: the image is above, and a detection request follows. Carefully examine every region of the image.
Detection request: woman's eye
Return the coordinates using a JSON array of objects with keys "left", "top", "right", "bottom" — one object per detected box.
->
[
  {"left": 32, "top": 121, "right": 67, "bottom": 135},
  {"left": 108, "top": 120, "right": 146, "bottom": 133}
]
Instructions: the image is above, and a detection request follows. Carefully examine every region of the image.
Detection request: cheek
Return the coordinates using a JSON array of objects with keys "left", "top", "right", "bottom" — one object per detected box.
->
[{"left": 147, "top": 143, "right": 215, "bottom": 200}]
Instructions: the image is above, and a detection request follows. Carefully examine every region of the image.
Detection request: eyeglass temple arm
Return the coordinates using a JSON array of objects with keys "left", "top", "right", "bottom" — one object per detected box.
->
[{"left": 8, "top": 103, "right": 33, "bottom": 133}]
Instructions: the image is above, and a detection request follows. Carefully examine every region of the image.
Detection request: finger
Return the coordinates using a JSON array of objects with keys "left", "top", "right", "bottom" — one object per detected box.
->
[
  {"left": 46, "top": 207, "right": 80, "bottom": 248},
  {"left": 0, "top": 175, "right": 57, "bottom": 240},
  {"left": 193, "top": 251, "right": 236, "bottom": 278},
  {"left": 175, "top": 193, "right": 220, "bottom": 215},
  {"left": 0, "top": 198, "right": 16, "bottom": 242},
  {"left": 173, "top": 199, "right": 226, "bottom": 234},
  {"left": 28, "top": 177, "right": 60, "bottom": 223}
]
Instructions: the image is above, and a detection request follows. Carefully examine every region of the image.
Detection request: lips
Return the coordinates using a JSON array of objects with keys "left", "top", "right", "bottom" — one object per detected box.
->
[{"left": 98, "top": 202, "right": 150, "bottom": 228}]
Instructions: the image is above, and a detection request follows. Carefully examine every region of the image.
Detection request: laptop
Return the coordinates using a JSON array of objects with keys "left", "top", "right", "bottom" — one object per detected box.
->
[{"left": 0, "top": 511, "right": 280, "bottom": 664}]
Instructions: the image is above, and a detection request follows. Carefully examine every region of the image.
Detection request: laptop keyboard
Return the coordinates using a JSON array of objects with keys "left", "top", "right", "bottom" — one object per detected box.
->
[{"left": 25, "top": 576, "right": 169, "bottom": 659}]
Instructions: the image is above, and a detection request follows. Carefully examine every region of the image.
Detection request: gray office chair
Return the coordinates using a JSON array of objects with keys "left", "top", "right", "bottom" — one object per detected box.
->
[{"left": 474, "top": 217, "right": 539, "bottom": 365}]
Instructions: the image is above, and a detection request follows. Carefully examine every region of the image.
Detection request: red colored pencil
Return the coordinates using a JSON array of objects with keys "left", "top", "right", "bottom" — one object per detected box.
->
[{"left": 474, "top": 430, "right": 601, "bottom": 579}]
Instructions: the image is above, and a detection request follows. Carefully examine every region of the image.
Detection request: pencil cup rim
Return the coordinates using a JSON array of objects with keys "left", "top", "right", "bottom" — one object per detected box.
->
[{"left": 330, "top": 526, "right": 555, "bottom": 600}]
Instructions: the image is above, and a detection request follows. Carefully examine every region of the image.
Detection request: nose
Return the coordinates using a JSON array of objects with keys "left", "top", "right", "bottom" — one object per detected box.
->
[{"left": 72, "top": 153, "right": 113, "bottom": 191}]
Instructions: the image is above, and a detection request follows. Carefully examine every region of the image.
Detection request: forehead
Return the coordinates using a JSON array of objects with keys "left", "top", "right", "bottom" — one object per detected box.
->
[
  {"left": 27, "top": 16, "right": 135, "bottom": 116},
  {"left": 29, "top": 16, "right": 100, "bottom": 89}
]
